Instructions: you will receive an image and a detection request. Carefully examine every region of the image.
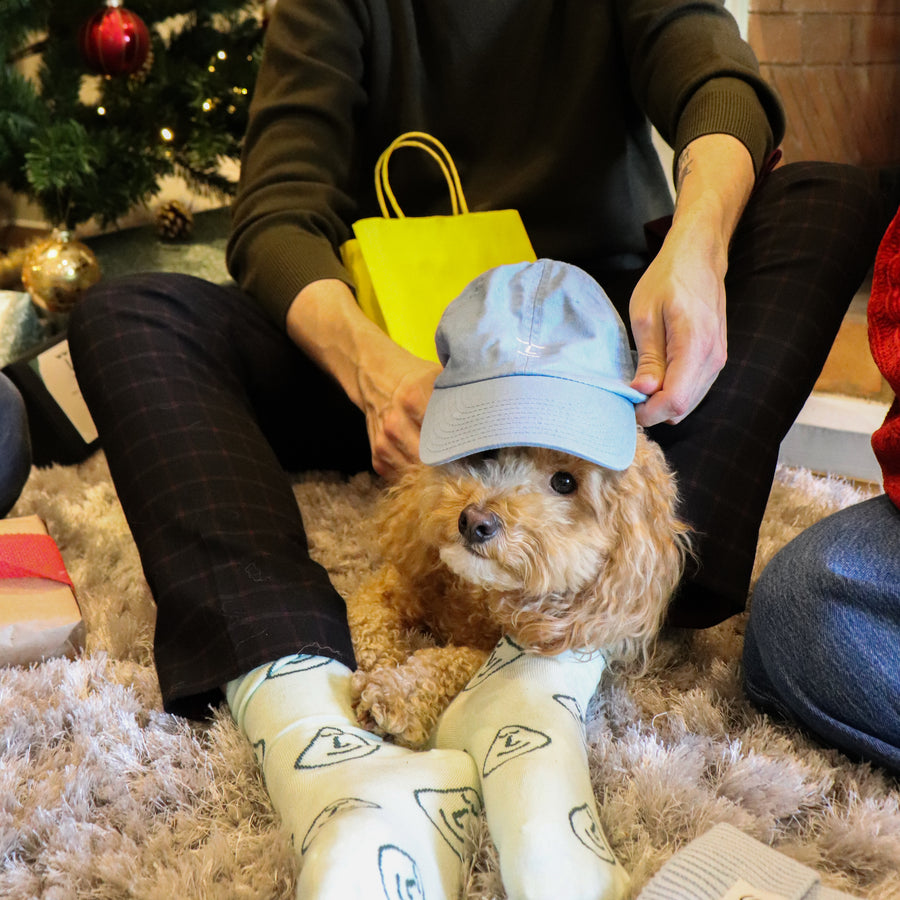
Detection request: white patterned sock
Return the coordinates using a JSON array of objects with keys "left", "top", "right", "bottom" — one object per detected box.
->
[
  {"left": 227, "top": 654, "right": 482, "bottom": 900},
  {"left": 430, "top": 636, "right": 630, "bottom": 900}
]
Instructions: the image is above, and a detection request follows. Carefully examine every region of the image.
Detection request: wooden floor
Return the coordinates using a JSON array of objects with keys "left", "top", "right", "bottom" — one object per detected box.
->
[
  {"left": 781, "top": 274, "right": 890, "bottom": 484},
  {"left": 815, "top": 273, "right": 890, "bottom": 404}
]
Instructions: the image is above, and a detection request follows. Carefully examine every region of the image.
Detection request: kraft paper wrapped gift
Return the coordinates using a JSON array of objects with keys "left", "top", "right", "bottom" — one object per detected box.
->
[{"left": 0, "top": 515, "right": 84, "bottom": 666}]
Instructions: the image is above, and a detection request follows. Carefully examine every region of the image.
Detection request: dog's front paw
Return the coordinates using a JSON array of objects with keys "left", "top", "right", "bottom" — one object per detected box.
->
[{"left": 350, "top": 667, "right": 432, "bottom": 749}]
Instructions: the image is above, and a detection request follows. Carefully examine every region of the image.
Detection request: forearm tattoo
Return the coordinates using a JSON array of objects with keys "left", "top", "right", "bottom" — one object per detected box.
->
[{"left": 675, "top": 147, "right": 693, "bottom": 195}]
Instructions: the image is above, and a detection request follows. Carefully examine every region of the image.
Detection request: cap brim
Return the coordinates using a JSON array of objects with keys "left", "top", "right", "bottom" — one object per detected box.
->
[{"left": 419, "top": 374, "right": 644, "bottom": 470}]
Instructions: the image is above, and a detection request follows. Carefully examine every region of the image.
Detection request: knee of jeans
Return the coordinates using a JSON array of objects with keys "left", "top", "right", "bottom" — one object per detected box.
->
[
  {"left": 742, "top": 608, "right": 786, "bottom": 715},
  {"left": 745, "top": 526, "right": 855, "bottom": 714},
  {"left": 744, "top": 549, "right": 815, "bottom": 682},
  {"left": 0, "top": 374, "right": 31, "bottom": 516}
]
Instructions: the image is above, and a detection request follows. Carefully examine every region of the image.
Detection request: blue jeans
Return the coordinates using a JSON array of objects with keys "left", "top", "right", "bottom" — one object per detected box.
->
[
  {"left": 744, "top": 494, "right": 900, "bottom": 771},
  {"left": 0, "top": 372, "right": 31, "bottom": 517}
]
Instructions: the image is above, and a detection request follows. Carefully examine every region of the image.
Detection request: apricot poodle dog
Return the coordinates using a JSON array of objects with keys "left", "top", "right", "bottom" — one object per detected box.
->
[{"left": 346, "top": 434, "right": 690, "bottom": 749}]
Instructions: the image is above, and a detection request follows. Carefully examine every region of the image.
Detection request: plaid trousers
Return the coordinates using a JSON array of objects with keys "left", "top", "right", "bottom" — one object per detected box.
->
[{"left": 68, "top": 161, "right": 886, "bottom": 719}]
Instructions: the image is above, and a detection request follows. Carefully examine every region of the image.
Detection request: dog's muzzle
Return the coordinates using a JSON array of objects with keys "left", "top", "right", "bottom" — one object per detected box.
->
[{"left": 458, "top": 505, "right": 502, "bottom": 545}]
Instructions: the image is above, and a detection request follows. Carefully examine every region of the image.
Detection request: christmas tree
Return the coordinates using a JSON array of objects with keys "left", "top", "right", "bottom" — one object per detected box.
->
[{"left": 0, "top": 0, "right": 264, "bottom": 231}]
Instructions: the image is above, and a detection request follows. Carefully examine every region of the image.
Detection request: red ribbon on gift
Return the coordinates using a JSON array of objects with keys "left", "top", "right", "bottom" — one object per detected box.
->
[{"left": 0, "top": 533, "right": 74, "bottom": 586}]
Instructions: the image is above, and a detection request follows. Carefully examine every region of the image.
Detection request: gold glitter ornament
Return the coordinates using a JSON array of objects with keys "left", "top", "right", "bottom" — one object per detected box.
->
[{"left": 21, "top": 229, "right": 102, "bottom": 314}]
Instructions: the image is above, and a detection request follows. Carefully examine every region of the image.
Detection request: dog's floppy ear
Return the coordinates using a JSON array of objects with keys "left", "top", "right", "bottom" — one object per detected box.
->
[
  {"left": 371, "top": 464, "right": 446, "bottom": 580},
  {"left": 574, "top": 432, "right": 690, "bottom": 665}
]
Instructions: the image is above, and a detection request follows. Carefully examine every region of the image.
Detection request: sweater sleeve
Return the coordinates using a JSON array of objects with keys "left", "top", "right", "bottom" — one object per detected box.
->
[
  {"left": 225, "top": 0, "right": 368, "bottom": 327},
  {"left": 617, "top": 0, "right": 785, "bottom": 177},
  {"left": 868, "top": 207, "right": 900, "bottom": 510}
]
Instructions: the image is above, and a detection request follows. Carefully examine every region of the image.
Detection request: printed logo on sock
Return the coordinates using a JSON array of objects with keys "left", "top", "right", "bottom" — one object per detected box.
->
[
  {"left": 414, "top": 787, "right": 483, "bottom": 859},
  {"left": 266, "top": 654, "right": 331, "bottom": 679},
  {"left": 553, "top": 693, "right": 588, "bottom": 749},
  {"left": 463, "top": 636, "right": 524, "bottom": 691},
  {"left": 721, "top": 880, "right": 789, "bottom": 900},
  {"left": 252, "top": 738, "right": 266, "bottom": 765},
  {"left": 482, "top": 725, "right": 551, "bottom": 776},
  {"left": 379, "top": 844, "right": 425, "bottom": 900},
  {"left": 553, "top": 693, "right": 584, "bottom": 724},
  {"left": 569, "top": 803, "right": 616, "bottom": 864},
  {"left": 300, "top": 797, "right": 382, "bottom": 854},
  {"left": 294, "top": 725, "right": 380, "bottom": 769}
]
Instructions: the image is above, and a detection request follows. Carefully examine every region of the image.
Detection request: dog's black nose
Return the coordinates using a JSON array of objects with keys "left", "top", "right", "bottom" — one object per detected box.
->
[{"left": 458, "top": 505, "right": 501, "bottom": 544}]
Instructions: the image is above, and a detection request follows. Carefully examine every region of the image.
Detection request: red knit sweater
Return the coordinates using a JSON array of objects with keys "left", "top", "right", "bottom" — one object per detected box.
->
[{"left": 869, "top": 207, "right": 900, "bottom": 509}]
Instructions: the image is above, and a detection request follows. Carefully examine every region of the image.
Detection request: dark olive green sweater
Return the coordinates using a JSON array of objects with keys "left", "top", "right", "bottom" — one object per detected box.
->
[{"left": 227, "top": 0, "right": 785, "bottom": 327}]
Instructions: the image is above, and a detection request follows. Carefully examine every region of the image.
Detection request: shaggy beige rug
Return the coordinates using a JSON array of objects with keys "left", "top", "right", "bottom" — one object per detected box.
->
[{"left": 2, "top": 454, "right": 899, "bottom": 899}]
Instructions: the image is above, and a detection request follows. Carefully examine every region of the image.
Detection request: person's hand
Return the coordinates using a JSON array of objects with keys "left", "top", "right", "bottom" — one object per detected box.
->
[
  {"left": 286, "top": 278, "right": 440, "bottom": 480},
  {"left": 356, "top": 345, "right": 440, "bottom": 480},
  {"left": 628, "top": 133, "right": 756, "bottom": 428},
  {"left": 629, "top": 228, "right": 727, "bottom": 427}
]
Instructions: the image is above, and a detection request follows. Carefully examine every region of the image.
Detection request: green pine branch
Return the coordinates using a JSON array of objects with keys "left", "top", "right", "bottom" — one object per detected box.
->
[{"left": 1, "top": 0, "right": 262, "bottom": 230}]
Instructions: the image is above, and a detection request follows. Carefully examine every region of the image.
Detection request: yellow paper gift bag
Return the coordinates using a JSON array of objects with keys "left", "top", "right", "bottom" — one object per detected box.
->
[{"left": 340, "top": 132, "right": 536, "bottom": 361}]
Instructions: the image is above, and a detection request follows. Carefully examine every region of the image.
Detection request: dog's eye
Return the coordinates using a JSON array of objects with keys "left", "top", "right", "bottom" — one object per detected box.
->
[{"left": 550, "top": 471, "right": 577, "bottom": 494}]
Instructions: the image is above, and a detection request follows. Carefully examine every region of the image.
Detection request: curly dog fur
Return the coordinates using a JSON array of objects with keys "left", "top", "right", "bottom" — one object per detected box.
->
[{"left": 347, "top": 435, "right": 690, "bottom": 748}]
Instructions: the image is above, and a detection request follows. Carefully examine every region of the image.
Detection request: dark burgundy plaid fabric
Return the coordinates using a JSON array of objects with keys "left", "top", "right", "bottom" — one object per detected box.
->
[
  {"left": 69, "top": 275, "right": 370, "bottom": 718},
  {"left": 68, "top": 161, "right": 886, "bottom": 719}
]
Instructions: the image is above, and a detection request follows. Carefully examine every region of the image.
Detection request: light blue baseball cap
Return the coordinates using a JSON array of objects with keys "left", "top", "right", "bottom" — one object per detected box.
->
[{"left": 419, "top": 259, "right": 647, "bottom": 470}]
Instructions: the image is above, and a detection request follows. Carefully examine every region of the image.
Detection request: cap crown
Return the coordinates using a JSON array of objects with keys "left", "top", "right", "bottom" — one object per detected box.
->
[{"left": 434, "top": 260, "right": 641, "bottom": 401}]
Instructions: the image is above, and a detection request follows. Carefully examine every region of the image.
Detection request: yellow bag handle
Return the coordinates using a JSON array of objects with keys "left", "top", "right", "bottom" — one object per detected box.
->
[{"left": 374, "top": 131, "right": 470, "bottom": 219}]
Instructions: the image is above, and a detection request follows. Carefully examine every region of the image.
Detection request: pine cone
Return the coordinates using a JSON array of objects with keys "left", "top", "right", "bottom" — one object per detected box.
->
[{"left": 155, "top": 200, "right": 194, "bottom": 241}]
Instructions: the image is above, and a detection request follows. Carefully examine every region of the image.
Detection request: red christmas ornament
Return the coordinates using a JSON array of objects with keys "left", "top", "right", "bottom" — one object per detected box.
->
[{"left": 79, "top": 0, "right": 150, "bottom": 77}]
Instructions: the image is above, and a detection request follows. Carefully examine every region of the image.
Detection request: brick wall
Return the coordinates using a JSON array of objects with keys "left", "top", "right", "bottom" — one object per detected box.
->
[{"left": 748, "top": 0, "right": 900, "bottom": 169}]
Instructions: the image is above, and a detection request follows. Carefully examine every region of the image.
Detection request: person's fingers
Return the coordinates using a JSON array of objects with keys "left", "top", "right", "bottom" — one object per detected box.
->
[
  {"left": 634, "top": 323, "right": 725, "bottom": 426},
  {"left": 362, "top": 358, "right": 440, "bottom": 479},
  {"left": 629, "top": 293, "right": 667, "bottom": 399}
]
